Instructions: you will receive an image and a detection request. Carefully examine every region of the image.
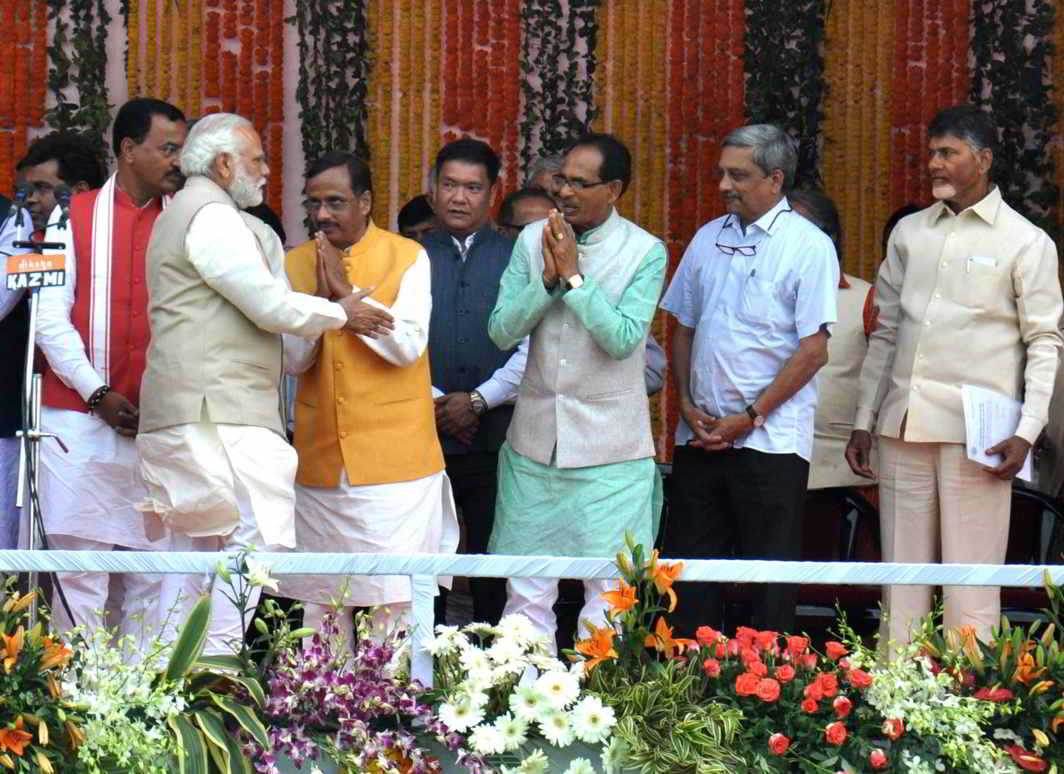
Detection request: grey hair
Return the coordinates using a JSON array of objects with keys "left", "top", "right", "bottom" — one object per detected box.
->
[
  {"left": 179, "top": 113, "right": 254, "bottom": 178},
  {"left": 722, "top": 124, "right": 798, "bottom": 190},
  {"left": 524, "top": 154, "right": 563, "bottom": 185}
]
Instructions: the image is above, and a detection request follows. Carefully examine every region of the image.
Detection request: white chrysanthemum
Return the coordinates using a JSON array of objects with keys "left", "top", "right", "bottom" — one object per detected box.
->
[
  {"left": 438, "top": 696, "right": 485, "bottom": 732},
  {"left": 571, "top": 695, "right": 616, "bottom": 744},
  {"left": 463, "top": 621, "right": 499, "bottom": 638},
  {"left": 494, "top": 712, "right": 529, "bottom": 752},
  {"left": 466, "top": 666, "right": 497, "bottom": 692},
  {"left": 498, "top": 613, "right": 537, "bottom": 643},
  {"left": 562, "top": 758, "right": 596, "bottom": 774},
  {"left": 460, "top": 646, "right": 492, "bottom": 673},
  {"left": 538, "top": 708, "right": 575, "bottom": 747},
  {"left": 428, "top": 625, "right": 464, "bottom": 656},
  {"left": 535, "top": 670, "right": 581, "bottom": 709},
  {"left": 529, "top": 653, "right": 566, "bottom": 673},
  {"left": 487, "top": 637, "right": 525, "bottom": 665},
  {"left": 518, "top": 749, "right": 549, "bottom": 774},
  {"left": 462, "top": 688, "right": 490, "bottom": 709},
  {"left": 510, "top": 682, "right": 548, "bottom": 721},
  {"left": 469, "top": 722, "right": 507, "bottom": 755}
]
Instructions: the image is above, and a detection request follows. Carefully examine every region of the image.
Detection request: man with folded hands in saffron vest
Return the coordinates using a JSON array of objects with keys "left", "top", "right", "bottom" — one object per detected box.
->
[
  {"left": 282, "top": 151, "right": 459, "bottom": 646},
  {"left": 137, "top": 116, "right": 387, "bottom": 654},
  {"left": 488, "top": 133, "right": 666, "bottom": 648},
  {"left": 36, "top": 98, "right": 186, "bottom": 649}
]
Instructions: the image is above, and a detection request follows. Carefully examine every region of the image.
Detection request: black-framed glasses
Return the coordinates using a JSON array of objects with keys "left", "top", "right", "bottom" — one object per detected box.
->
[
  {"left": 551, "top": 174, "right": 609, "bottom": 192},
  {"left": 302, "top": 196, "right": 355, "bottom": 214},
  {"left": 715, "top": 208, "right": 793, "bottom": 256}
]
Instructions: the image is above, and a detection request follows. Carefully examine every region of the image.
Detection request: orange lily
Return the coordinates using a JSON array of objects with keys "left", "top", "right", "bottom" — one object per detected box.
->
[
  {"left": 1, "top": 627, "right": 23, "bottom": 674},
  {"left": 648, "top": 550, "right": 684, "bottom": 612},
  {"left": 1012, "top": 652, "right": 1047, "bottom": 686},
  {"left": 1051, "top": 713, "right": 1063, "bottom": 734},
  {"left": 601, "top": 581, "right": 637, "bottom": 614},
  {"left": 0, "top": 716, "right": 32, "bottom": 756},
  {"left": 574, "top": 622, "right": 618, "bottom": 673},
  {"left": 37, "top": 639, "right": 72, "bottom": 672},
  {"left": 644, "top": 616, "right": 697, "bottom": 659}
]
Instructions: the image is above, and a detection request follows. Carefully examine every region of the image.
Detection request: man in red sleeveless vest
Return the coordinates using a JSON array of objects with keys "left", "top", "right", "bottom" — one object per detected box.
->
[{"left": 36, "top": 98, "right": 187, "bottom": 649}]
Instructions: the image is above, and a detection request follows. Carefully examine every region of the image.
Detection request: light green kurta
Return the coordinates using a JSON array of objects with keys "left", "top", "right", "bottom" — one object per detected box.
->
[{"left": 488, "top": 223, "right": 667, "bottom": 557}]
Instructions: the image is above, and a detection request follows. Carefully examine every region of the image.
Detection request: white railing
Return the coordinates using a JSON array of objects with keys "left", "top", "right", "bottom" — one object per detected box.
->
[{"left": 0, "top": 550, "right": 1060, "bottom": 685}]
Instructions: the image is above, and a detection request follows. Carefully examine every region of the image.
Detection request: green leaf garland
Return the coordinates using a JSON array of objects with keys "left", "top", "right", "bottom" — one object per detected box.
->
[{"left": 46, "top": 0, "right": 113, "bottom": 152}]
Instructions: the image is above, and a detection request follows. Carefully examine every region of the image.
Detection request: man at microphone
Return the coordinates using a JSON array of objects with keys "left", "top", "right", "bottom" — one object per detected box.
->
[
  {"left": 35, "top": 98, "right": 187, "bottom": 650},
  {"left": 16, "top": 132, "right": 106, "bottom": 237}
]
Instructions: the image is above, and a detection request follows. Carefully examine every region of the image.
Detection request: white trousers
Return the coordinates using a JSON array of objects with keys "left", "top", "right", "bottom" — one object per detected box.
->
[
  {"left": 878, "top": 437, "right": 1011, "bottom": 649},
  {"left": 503, "top": 577, "right": 614, "bottom": 653},
  {"left": 48, "top": 534, "right": 164, "bottom": 654}
]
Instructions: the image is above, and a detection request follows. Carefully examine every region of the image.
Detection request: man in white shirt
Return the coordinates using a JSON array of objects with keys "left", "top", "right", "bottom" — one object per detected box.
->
[
  {"left": 660, "top": 124, "right": 839, "bottom": 636},
  {"left": 137, "top": 114, "right": 378, "bottom": 654},
  {"left": 846, "top": 105, "right": 1063, "bottom": 647}
]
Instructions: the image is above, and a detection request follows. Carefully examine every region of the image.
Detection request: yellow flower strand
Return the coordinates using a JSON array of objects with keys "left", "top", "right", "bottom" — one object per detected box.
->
[
  {"left": 174, "top": 0, "right": 187, "bottom": 110},
  {"left": 144, "top": 0, "right": 156, "bottom": 95},
  {"left": 127, "top": 0, "right": 140, "bottom": 97},
  {"left": 427, "top": 0, "right": 441, "bottom": 165},
  {"left": 160, "top": 0, "right": 172, "bottom": 98},
  {"left": 189, "top": 0, "right": 202, "bottom": 117},
  {"left": 367, "top": 0, "right": 393, "bottom": 229}
]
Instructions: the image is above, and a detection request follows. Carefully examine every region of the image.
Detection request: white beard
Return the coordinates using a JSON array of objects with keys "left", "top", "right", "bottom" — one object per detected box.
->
[{"left": 229, "top": 165, "right": 266, "bottom": 208}]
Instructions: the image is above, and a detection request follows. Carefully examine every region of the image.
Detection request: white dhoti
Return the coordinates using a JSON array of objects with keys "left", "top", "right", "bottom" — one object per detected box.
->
[
  {"left": 37, "top": 407, "right": 170, "bottom": 651},
  {"left": 138, "top": 420, "right": 296, "bottom": 655}
]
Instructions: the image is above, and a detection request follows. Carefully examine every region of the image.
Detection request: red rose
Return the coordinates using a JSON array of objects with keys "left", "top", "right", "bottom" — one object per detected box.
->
[
  {"left": 801, "top": 697, "right": 818, "bottom": 713},
  {"left": 846, "top": 669, "right": 873, "bottom": 690},
  {"left": 786, "top": 635, "right": 809, "bottom": 655},
  {"left": 749, "top": 660, "right": 768, "bottom": 677},
  {"left": 825, "top": 641, "right": 848, "bottom": 660},
  {"left": 881, "top": 718, "right": 904, "bottom": 740},
  {"left": 775, "top": 664, "right": 796, "bottom": 683},
  {"left": 696, "top": 626, "right": 720, "bottom": 647},
  {"left": 741, "top": 647, "right": 760, "bottom": 665},
  {"left": 832, "top": 695, "right": 852, "bottom": 718},
  {"left": 804, "top": 682, "right": 824, "bottom": 701},
  {"left": 756, "top": 678, "right": 781, "bottom": 702},
  {"left": 838, "top": 658, "right": 851, "bottom": 670},
  {"left": 715, "top": 643, "right": 729, "bottom": 659},
  {"left": 798, "top": 653, "right": 818, "bottom": 670},
  {"left": 703, "top": 658, "right": 721, "bottom": 677},
  {"left": 973, "top": 686, "right": 1014, "bottom": 702},
  {"left": 1006, "top": 746, "right": 1047, "bottom": 772},
  {"left": 735, "top": 626, "right": 757, "bottom": 647},
  {"left": 817, "top": 673, "right": 839, "bottom": 697},
  {"left": 727, "top": 638, "right": 741, "bottom": 657},
  {"left": 824, "top": 721, "right": 847, "bottom": 745},
  {"left": 735, "top": 672, "right": 760, "bottom": 696},
  {"left": 754, "top": 630, "right": 779, "bottom": 652},
  {"left": 869, "top": 749, "right": 888, "bottom": 770},
  {"left": 768, "top": 732, "right": 790, "bottom": 755}
]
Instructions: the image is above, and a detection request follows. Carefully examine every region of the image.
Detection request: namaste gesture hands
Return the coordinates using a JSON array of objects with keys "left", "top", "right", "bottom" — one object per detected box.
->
[
  {"left": 315, "top": 232, "right": 395, "bottom": 339},
  {"left": 541, "top": 210, "right": 579, "bottom": 288}
]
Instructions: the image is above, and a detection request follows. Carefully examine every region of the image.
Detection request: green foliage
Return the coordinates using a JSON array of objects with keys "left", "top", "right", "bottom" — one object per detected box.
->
[
  {"left": 288, "top": 0, "right": 371, "bottom": 169},
  {"left": 519, "top": 0, "right": 602, "bottom": 170},
  {"left": 970, "top": 0, "right": 1059, "bottom": 240},
  {"left": 742, "top": 0, "right": 827, "bottom": 187},
  {"left": 45, "top": 0, "right": 113, "bottom": 153}
]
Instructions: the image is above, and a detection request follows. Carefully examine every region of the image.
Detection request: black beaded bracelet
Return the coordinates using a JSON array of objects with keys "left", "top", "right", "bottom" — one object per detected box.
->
[{"left": 87, "top": 385, "right": 112, "bottom": 410}]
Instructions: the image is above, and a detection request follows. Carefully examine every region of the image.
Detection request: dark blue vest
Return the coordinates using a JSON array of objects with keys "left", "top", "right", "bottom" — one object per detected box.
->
[{"left": 424, "top": 226, "right": 516, "bottom": 455}]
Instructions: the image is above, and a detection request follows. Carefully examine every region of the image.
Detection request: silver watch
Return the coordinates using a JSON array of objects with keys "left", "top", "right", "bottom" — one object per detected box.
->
[{"left": 470, "top": 390, "right": 488, "bottom": 416}]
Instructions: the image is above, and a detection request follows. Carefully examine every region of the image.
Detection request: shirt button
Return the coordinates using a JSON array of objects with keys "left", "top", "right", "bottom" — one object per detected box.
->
[
  {"left": 339, "top": 430, "right": 348, "bottom": 439},
  {"left": 924, "top": 320, "right": 931, "bottom": 326},
  {"left": 560, "top": 358, "right": 567, "bottom": 366},
  {"left": 335, "top": 362, "right": 344, "bottom": 370},
  {"left": 458, "top": 337, "right": 468, "bottom": 344},
  {"left": 913, "top": 385, "right": 920, "bottom": 392},
  {"left": 337, "top": 396, "right": 345, "bottom": 404},
  {"left": 563, "top": 323, "right": 569, "bottom": 330},
  {"left": 941, "top": 262, "right": 948, "bottom": 268},
  {"left": 934, "top": 292, "right": 941, "bottom": 299}
]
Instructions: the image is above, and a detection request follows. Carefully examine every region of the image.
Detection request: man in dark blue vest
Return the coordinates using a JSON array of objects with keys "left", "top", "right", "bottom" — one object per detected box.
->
[{"left": 423, "top": 139, "right": 524, "bottom": 626}]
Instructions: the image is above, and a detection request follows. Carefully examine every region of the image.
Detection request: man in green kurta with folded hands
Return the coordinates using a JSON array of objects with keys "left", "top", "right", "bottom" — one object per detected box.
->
[{"left": 487, "top": 132, "right": 667, "bottom": 650}]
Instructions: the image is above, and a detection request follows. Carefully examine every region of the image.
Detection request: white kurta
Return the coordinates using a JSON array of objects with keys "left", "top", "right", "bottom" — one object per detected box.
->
[{"left": 281, "top": 250, "right": 459, "bottom": 607}]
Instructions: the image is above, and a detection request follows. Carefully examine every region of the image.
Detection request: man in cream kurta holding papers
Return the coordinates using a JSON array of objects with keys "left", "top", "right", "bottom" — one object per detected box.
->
[{"left": 846, "top": 105, "right": 1063, "bottom": 648}]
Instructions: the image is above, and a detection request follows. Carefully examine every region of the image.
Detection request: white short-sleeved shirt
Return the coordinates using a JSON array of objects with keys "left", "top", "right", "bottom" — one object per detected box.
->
[{"left": 661, "top": 197, "right": 839, "bottom": 459}]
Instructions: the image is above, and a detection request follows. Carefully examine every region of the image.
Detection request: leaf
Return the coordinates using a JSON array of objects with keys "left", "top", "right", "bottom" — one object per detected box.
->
[
  {"left": 193, "top": 654, "right": 246, "bottom": 673},
  {"left": 166, "top": 597, "right": 211, "bottom": 684},
  {"left": 222, "top": 730, "right": 254, "bottom": 774},
  {"left": 167, "top": 714, "right": 209, "bottom": 774},
  {"left": 211, "top": 694, "right": 269, "bottom": 748}
]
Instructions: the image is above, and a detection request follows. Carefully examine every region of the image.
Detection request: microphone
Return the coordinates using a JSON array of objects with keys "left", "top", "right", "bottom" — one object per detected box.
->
[
  {"left": 54, "top": 184, "right": 73, "bottom": 230},
  {"left": 7, "top": 181, "right": 32, "bottom": 228}
]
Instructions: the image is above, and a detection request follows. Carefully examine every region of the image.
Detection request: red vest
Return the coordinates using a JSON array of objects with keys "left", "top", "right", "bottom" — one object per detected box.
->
[{"left": 39, "top": 186, "right": 161, "bottom": 412}]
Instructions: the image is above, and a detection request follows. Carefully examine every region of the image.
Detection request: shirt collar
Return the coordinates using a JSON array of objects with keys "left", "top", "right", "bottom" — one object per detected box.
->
[
  {"left": 726, "top": 196, "right": 791, "bottom": 239},
  {"left": 930, "top": 185, "right": 1001, "bottom": 226},
  {"left": 575, "top": 207, "right": 618, "bottom": 246}
]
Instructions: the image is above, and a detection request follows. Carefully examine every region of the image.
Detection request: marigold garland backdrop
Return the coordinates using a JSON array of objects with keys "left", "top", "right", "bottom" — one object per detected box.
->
[{"left": 6, "top": 0, "right": 1062, "bottom": 458}]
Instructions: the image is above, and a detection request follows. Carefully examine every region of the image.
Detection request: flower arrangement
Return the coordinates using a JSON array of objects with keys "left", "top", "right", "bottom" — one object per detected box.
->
[{"left": 428, "top": 615, "right": 618, "bottom": 774}]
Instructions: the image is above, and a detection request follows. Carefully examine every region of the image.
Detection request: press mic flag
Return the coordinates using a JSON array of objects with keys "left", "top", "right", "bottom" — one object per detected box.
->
[{"left": 54, "top": 184, "right": 72, "bottom": 230}]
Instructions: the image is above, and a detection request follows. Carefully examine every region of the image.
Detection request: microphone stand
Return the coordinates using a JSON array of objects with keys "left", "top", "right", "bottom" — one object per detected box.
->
[{"left": 12, "top": 237, "right": 69, "bottom": 625}]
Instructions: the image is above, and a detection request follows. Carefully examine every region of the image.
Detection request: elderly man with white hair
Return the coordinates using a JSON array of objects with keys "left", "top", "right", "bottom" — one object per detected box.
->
[{"left": 137, "top": 113, "right": 390, "bottom": 652}]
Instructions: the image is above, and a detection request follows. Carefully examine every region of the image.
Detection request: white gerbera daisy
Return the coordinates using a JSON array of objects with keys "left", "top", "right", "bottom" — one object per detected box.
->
[
  {"left": 562, "top": 758, "right": 596, "bottom": 774},
  {"left": 469, "top": 722, "right": 507, "bottom": 755},
  {"left": 518, "top": 749, "right": 549, "bottom": 774},
  {"left": 460, "top": 647, "right": 492, "bottom": 673},
  {"left": 535, "top": 670, "right": 581, "bottom": 709},
  {"left": 529, "top": 653, "right": 566, "bottom": 673},
  {"left": 463, "top": 621, "right": 498, "bottom": 638},
  {"left": 487, "top": 637, "right": 525, "bottom": 665},
  {"left": 438, "top": 696, "right": 485, "bottom": 732},
  {"left": 571, "top": 695, "right": 616, "bottom": 744},
  {"left": 510, "top": 681, "right": 547, "bottom": 721},
  {"left": 494, "top": 712, "right": 529, "bottom": 751},
  {"left": 538, "top": 707, "right": 575, "bottom": 747},
  {"left": 498, "top": 613, "right": 537, "bottom": 643}
]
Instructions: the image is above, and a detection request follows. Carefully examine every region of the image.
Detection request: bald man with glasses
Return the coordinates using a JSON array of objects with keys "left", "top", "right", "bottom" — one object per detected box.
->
[{"left": 659, "top": 124, "right": 839, "bottom": 637}]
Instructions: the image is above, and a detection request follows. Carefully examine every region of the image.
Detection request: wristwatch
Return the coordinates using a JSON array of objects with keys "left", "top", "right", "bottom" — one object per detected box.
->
[
  {"left": 566, "top": 273, "right": 585, "bottom": 290},
  {"left": 469, "top": 390, "right": 488, "bottom": 416},
  {"left": 745, "top": 404, "right": 765, "bottom": 428}
]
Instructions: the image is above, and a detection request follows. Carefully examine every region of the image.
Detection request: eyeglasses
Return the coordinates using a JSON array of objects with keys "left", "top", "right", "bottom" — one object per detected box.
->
[
  {"left": 551, "top": 174, "right": 610, "bottom": 192},
  {"left": 302, "top": 196, "right": 354, "bottom": 214},
  {"left": 715, "top": 208, "right": 793, "bottom": 256}
]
